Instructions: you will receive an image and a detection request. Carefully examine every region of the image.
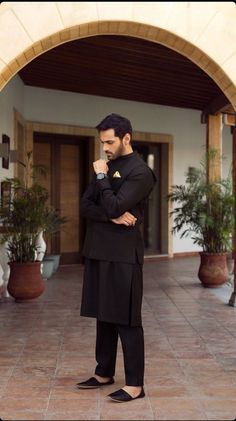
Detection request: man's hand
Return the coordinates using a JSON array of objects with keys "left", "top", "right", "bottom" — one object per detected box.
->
[
  {"left": 111, "top": 211, "right": 137, "bottom": 227},
  {"left": 93, "top": 159, "right": 108, "bottom": 175}
]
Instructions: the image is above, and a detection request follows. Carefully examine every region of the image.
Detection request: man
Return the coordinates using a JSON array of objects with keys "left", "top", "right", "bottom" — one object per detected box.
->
[{"left": 78, "top": 113, "right": 155, "bottom": 402}]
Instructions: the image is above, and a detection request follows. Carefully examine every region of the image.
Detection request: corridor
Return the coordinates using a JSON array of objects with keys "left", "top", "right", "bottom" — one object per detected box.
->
[{"left": 0, "top": 257, "right": 236, "bottom": 420}]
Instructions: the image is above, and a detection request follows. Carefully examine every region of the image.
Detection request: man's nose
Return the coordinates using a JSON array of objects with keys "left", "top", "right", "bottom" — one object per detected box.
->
[{"left": 103, "top": 144, "right": 109, "bottom": 152}]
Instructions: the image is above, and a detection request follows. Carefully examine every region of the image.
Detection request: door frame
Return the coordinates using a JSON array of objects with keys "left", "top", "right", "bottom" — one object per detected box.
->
[
  {"left": 33, "top": 131, "right": 92, "bottom": 264},
  {"left": 132, "top": 130, "right": 173, "bottom": 257}
]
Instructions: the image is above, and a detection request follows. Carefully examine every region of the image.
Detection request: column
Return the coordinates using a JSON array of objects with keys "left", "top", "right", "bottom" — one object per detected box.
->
[
  {"left": 206, "top": 114, "right": 222, "bottom": 182},
  {"left": 229, "top": 123, "right": 236, "bottom": 306}
]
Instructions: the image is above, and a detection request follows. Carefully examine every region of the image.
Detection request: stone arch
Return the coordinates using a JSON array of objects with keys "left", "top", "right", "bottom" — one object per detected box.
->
[{"left": 0, "top": 2, "right": 235, "bottom": 109}]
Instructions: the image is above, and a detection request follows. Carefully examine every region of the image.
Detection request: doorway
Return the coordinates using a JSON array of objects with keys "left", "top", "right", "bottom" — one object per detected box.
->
[
  {"left": 33, "top": 132, "right": 92, "bottom": 264},
  {"left": 133, "top": 141, "right": 169, "bottom": 256}
]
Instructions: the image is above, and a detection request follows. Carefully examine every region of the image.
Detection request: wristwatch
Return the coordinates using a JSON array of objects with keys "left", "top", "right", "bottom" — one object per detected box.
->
[{"left": 96, "top": 172, "right": 107, "bottom": 180}]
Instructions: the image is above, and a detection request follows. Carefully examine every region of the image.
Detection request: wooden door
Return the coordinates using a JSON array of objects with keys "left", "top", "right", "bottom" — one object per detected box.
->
[
  {"left": 60, "top": 144, "right": 80, "bottom": 262},
  {"left": 33, "top": 132, "right": 91, "bottom": 264}
]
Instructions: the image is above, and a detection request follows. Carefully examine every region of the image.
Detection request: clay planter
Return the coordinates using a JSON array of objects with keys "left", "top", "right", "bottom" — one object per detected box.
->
[
  {"left": 7, "top": 261, "right": 45, "bottom": 301},
  {"left": 198, "top": 252, "right": 229, "bottom": 288}
]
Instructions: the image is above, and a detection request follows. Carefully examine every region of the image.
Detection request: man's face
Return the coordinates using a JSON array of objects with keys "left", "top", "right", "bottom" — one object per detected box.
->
[{"left": 99, "top": 128, "right": 126, "bottom": 160}]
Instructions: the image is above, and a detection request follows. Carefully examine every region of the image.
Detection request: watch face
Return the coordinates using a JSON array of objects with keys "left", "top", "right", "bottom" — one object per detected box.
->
[{"left": 97, "top": 173, "right": 105, "bottom": 179}]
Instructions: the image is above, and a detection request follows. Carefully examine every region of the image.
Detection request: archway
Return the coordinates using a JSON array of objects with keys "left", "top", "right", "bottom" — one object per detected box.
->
[
  {"left": 1, "top": 2, "right": 236, "bottom": 302},
  {"left": 0, "top": 2, "right": 236, "bottom": 108}
]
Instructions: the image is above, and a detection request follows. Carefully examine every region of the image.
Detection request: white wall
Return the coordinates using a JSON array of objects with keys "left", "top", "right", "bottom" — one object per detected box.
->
[
  {"left": 222, "top": 124, "right": 232, "bottom": 179},
  {"left": 0, "top": 75, "right": 24, "bottom": 180},
  {"left": 0, "top": 77, "right": 232, "bottom": 254}
]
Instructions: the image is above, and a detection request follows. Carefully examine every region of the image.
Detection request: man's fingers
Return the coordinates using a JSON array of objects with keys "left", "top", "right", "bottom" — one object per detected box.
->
[
  {"left": 128, "top": 217, "right": 137, "bottom": 224},
  {"left": 124, "top": 212, "right": 137, "bottom": 224},
  {"left": 93, "top": 159, "right": 108, "bottom": 174},
  {"left": 112, "top": 212, "right": 137, "bottom": 226},
  {"left": 125, "top": 218, "right": 136, "bottom": 226}
]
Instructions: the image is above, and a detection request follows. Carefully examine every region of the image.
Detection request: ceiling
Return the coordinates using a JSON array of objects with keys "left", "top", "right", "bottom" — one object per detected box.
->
[{"left": 19, "top": 35, "right": 234, "bottom": 114}]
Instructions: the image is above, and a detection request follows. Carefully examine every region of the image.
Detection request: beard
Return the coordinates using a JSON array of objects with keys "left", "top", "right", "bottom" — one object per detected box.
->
[{"left": 106, "top": 142, "right": 125, "bottom": 160}]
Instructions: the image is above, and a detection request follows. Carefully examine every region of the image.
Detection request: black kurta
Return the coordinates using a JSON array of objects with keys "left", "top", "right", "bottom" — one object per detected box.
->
[{"left": 80, "top": 151, "right": 155, "bottom": 326}]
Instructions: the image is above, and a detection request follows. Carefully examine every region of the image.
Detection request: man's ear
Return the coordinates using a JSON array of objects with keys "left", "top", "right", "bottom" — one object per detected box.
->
[{"left": 123, "top": 133, "right": 131, "bottom": 145}]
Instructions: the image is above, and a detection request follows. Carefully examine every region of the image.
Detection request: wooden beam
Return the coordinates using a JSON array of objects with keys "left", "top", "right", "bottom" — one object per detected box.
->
[
  {"left": 223, "top": 113, "right": 236, "bottom": 127},
  {"left": 203, "top": 93, "right": 231, "bottom": 115}
]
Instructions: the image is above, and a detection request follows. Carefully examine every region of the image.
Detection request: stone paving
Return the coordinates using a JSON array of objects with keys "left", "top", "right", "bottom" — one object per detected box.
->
[{"left": 0, "top": 257, "right": 236, "bottom": 420}]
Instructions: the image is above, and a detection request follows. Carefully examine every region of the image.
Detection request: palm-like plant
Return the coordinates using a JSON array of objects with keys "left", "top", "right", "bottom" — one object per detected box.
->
[
  {"left": 0, "top": 152, "right": 67, "bottom": 262},
  {"left": 168, "top": 151, "right": 234, "bottom": 253}
]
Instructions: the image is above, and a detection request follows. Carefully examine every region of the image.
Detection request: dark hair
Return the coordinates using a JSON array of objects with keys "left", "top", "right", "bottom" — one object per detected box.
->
[{"left": 96, "top": 113, "right": 132, "bottom": 140}]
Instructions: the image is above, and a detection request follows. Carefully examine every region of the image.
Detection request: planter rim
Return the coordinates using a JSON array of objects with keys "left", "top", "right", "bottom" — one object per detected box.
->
[
  {"left": 199, "top": 251, "right": 228, "bottom": 256},
  {"left": 8, "top": 261, "right": 41, "bottom": 266}
]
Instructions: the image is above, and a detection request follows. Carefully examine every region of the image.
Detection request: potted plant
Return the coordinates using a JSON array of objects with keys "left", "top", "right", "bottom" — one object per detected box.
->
[
  {"left": 0, "top": 151, "right": 67, "bottom": 300},
  {"left": 168, "top": 150, "right": 234, "bottom": 287}
]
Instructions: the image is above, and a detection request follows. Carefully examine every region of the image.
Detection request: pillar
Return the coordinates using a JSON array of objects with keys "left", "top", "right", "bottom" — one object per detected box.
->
[
  {"left": 229, "top": 123, "right": 236, "bottom": 306},
  {"left": 206, "top": 114, "right": 222, "bottom": 182}
]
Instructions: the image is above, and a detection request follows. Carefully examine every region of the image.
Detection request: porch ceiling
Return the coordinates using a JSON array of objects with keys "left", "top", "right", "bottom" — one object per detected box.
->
[{"left": 19, "top": 35, "right": 234, "bottom": 114}]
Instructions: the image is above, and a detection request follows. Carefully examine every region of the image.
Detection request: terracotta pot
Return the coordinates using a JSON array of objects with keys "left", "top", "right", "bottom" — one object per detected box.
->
[
  {"left": 198, "top": 252, "right": 229, "bottom": 288},
  {"left": 7, "top": 261, "right": 45, "bottom": 301}
]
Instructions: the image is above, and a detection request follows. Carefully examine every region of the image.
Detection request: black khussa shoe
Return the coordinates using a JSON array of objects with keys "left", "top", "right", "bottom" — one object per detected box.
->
[
  {"left": 77, "top": 376, "right": 114, "bottom": 389},
  {"left": 108, "top": 387, "right": 145, "bottom": 402}
]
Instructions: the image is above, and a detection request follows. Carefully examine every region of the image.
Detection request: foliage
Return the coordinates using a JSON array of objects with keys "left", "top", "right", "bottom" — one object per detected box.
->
[
  {"left": 0, "top": 151, "right": 67, "bottom": 262},
  {"left": 168, "top": 150, "right": 234, "bottom": 253}
]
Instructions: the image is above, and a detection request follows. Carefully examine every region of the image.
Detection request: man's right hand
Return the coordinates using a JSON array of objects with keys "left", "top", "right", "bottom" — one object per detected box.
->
[
  {"left": 111, "top": 212, "right": 137, "bottom": 227},
  {"left": 93, "top": 159, "right": 108, "bottom": 175}
]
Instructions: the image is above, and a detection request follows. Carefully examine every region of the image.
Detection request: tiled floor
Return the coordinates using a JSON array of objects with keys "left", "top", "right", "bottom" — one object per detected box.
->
[{"left": 1, "top": 257, "right": 236, "bottom": 420}]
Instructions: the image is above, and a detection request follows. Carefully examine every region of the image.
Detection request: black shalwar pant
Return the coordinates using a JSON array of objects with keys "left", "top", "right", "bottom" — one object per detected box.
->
[{"left": 94, "top": 320, "right": 144, "bottom": 386}]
